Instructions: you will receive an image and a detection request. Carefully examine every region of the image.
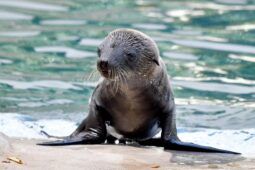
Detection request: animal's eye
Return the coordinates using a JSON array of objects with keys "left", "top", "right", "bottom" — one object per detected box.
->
[
  {"left": 126, "top": 52, "right": 136, "bottom": 61},
  {"left": 97, "top": 48, "right": 101, "bottom": 57}
]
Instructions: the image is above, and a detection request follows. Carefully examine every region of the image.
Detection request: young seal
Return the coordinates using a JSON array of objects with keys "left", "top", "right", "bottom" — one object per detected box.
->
[{"left": 38, "top": 29, "right": 239, "bottom": 154}]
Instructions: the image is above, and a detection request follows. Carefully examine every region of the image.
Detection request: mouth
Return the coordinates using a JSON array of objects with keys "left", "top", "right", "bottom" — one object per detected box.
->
[
  {"left": 101, "top": 70, "right": 110, "bottom": 77},
  {"left": 98, "top": 68, "right": 115, "bottom": 79}
]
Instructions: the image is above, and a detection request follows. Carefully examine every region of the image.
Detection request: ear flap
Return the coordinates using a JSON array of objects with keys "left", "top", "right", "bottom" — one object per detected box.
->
[{"left": 153, "top": 59, "right": 159, "bottom": 66}]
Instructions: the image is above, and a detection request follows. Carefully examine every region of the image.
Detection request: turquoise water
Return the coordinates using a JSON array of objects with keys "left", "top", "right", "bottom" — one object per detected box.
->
[{"left": 0, "top": 0, "right": 254, "bottom": 155}]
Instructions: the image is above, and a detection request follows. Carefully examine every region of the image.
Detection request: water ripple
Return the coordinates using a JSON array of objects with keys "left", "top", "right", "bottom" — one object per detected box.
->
[
  {"left": 132, "top": 23, "right": 167, "bottom": 30},
  {"left": 0, "top": 0, "right": 68, "bottom": 11},
  {"left": 187, "top": 2, "right": 255, "bottom": 11},
  {"left": 0, "top": 11, "right": 33, "bottom": 20},
  {"left": 172, "top": 79, "right": 255, "bottom": 94},
  {"left": 79, "top": 38, "right": 103, "bottom": 46},
  {"left": 171, "top": 39, "right": 255, "bottom": 55},
  {"left": 0, "top": 79, "right": 82, "bottom": 90},
  {"left": 18, "top": 99, "right": 73, "bottom": 108},
  {"left": 174, "top": 76, "right": 255, "bottom": 85},
  {"left": 0, "top": 31, "right": 40, "bottom": 37},
  {"left": 0, "top": 59, "right": 13, "bottom": 64},
  {"left": 227, "top": 23, "right": 255, "bottom": 31},
  {"left": 40, "top": 20, "right": 87, "bottom": 26},
  {"left": 163, "top": 52, "right": 198, "bottom": 61},
  {"left": 34, "top": 46, "right": 95, "bottom": 58},
  {"left": 229, "top": 54, "right": 255, "bottom": 63}
]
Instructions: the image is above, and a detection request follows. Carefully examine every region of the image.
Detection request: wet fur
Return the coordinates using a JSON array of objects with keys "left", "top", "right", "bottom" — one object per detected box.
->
[{"left": 38, "top": 29, "right": 240, "bottom": 154}]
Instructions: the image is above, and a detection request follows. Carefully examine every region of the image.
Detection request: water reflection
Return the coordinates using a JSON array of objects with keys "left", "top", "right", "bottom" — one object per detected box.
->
[
  {"left": 40, "top": 20, "right": 87, "bottom": 26},
  {"left": 173, "top": 79, "right": 255, "bottom": 94},
  {"left": 0, "top": 59, "right": 13, "bottom": 64},
  {"left": 0, "top": 11, "right": 33, "bottom": 20},
  {"left": 79, "top": 38, "right": 102, "bottom": 46},
  {"left": 163, "top": 52, "right": 198, "bottom": 61},
  {"left": 0, "top": 79, "right": 82, "bottom": 90},
  {"left": 132, "top": 23, "right": 167, "bottom": 30},
  {"left": 0, "top": 0, "right": 68, "bottom": 11},
  {"left": 0, "top": 31, "right": 40, "bottom": 37},
  {"left": 34, "top": 46, "right": 96, "bottom": 58},
  {"left": 170, "top": 39, "right": 255, "bottom": 54}
]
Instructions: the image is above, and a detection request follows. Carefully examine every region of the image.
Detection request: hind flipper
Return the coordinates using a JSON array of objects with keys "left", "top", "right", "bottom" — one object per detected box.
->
[
  {"left": 164, "top": 138, "right": 240, "bottom": 154},
  {"left": 138, "top": 137, "right": 240, "bottom": 154},
  {"left": 159, "top": 100, "right": 240, "bottom": 154}
]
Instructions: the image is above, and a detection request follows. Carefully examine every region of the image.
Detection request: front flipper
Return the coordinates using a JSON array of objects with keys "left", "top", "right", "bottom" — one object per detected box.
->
[
  {"left": 37, "top": 101, "right": 107, "bottom": 146},
  {"left": 40, "top": 130, "right": 65, "bottom": 139},
  {"left": 38, "top": 139, "right": 80, "bottom": 146},
  {"left": 38, "top": 131, "right": 105, "bottom": 146}
]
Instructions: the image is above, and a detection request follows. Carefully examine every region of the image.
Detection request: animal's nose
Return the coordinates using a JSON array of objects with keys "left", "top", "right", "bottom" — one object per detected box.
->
[{"left": 98, "top": 60, "right": 109, "bottom": 72}]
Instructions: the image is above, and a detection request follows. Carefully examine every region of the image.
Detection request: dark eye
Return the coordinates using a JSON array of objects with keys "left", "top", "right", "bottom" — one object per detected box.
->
[
  {"left": 97, "top": 48, "right": 101, "bottom": 57},
  {"left": 126, "top": 52, "right": 136, "bottom": 61}
]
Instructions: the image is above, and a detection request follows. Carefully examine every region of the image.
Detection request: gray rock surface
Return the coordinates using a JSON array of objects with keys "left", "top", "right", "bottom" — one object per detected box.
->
[
  {"left": 0, "top": 132, "right": 12, "bottom": 156},
  {"left": 0, "top": 138, "right": 253, "bottom": 170}
]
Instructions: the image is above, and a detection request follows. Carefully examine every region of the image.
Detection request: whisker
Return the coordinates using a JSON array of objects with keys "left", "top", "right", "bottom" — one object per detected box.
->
[
  {"left": 120, "top": 68, "right": 127, "bottom": 85},
  {"left": 88, "top": 71, "right": 96, "bottom": 81},
  {"left": 115, "top": 68, "right": 120, "bottom": 94},
  {"left": 86, "top": 70, "right": 101, "bottom": 82},
  {"left": 83, "top": 70, "right": 95, "bottom": 81},
  {"left": 112, "top": 67, "right": 118, "bottom": 94}
]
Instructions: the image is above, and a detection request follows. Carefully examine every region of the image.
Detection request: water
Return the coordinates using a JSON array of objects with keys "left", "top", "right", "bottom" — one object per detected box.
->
[{"left": 0, "top": 0, "right": 254, "bottom": 156}]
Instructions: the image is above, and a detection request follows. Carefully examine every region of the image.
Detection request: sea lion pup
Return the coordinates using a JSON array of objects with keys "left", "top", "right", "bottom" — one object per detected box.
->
[{"left": 38, "top": 29, "right": 239, "bottom": 154}]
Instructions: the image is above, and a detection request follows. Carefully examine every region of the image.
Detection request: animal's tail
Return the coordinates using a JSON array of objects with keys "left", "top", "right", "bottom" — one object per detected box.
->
[{"left": 166, "top": 139, "right": 240, "bottom": 154}]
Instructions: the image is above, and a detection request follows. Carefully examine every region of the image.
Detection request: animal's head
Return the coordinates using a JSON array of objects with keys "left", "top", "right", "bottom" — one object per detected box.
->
[{"left": 97, "top": 29, "right": 159, "bottom": 80}]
